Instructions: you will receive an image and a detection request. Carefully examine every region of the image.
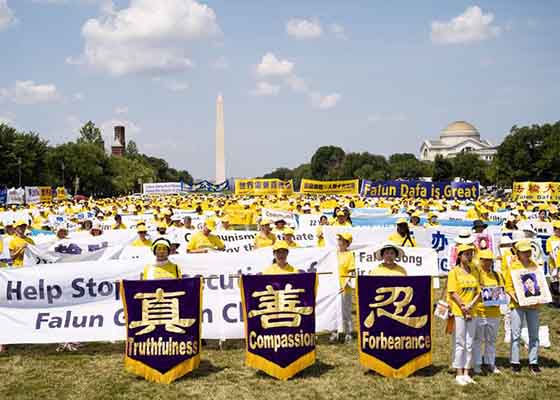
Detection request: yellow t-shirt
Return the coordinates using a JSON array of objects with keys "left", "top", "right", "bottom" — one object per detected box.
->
[
  {"left": 447, "top": 265, "right": 480, "bottom": 317},
  {"left": 142, "top": 262, "right": 182, "bottom": 280},
  {"left": 263, "top": 263, "right": 297, "bottom": 275},
  {"left": 474, "top": 269, "right": 504, "bottom": 318},
  {"left": 317, "top": 237, "right": 325, "bottom": 247},
  {"left": 546, "top": 235, "right": 560, "bottom": 269},
  {"left": 338, "top": 251, "right": 356, "bottom": 290},
  {"left": 504, "top": 259, "right": 540, "bottom": 309},
  {"left": 187, "top": 231, "right": 225, "bottom": 251},
  {"left": 113, "top": 223, "right": 128, "bottom": 230},
  {"left": 132, "top": 237, "right": 152, "bottom": 247},
  {"left": 254, "top": 233, "right": 276, "bottom": 249},
  {"left": 368, "top": 263, "right": 408, "bottom": 276},
  {"left": 9, "top": 236, "right": 35, "bottom": 267},
  {"left": 387, "top": 231, "right": 416, "bottom": 247},
  {"left": 332, "top": 220, "right": 352, "bottom": 227}
]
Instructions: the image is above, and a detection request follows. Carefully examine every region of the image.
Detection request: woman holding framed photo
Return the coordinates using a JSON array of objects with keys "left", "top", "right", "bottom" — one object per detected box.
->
[{"left": 504, "top": 239, "right": 541, "bottom": 374}]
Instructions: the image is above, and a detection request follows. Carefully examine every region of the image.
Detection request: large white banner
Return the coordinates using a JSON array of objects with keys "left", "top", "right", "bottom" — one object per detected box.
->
[
  {"left": 142, "top": 182, "right": 182, "bottom": 195},
  {"left": 0, "top": 247, "right": 341, "bottom": 344},
  {"left": 24, "top": 187, "right": 41, "bottom": 205}
]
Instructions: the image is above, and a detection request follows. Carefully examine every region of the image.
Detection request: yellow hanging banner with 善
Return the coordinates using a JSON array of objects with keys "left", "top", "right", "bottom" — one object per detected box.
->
[
  {"left": 512, "top": 182, "right": 560, "bottom": 202},
  {"left": 234, "top": 179, "right": 294, "bottom": 196},
  {"left": 299, "top": 179, "right": 360, "bottom": 195}
]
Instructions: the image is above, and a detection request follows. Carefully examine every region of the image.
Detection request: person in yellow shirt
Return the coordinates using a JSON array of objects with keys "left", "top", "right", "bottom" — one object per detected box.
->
[
  {"left": 263, "top": 241, "right": 297, "bottom": 275},
  {"left": 9, "top": 220, "right": 35, "bottom": 267},
  {"left": 131, "top": 222, "right": 152, "bottom": 247},
  {"left": 316, "top": 226, "right": 325, "bottom": 248},
  {"left": 141, "top": 238, "right": 182, "bottom": 280},
  {"left": 331, "top": 232, "right": 355, "bottom": 344},
  {"left": 472, "top": 250, "right": 504, "bottom": 375},
  {"left": 332, "top": 210, "right": 352, "bottom": 227},
  {"left": 368, "top": 242, "right": 407, "bottom": 276},
  {"left": 545, "top": 220, "right": 560, "bottom": 274},
  {"left": 186, "top": 219, "right": 225, "bottom": 253},
  {"left": 254, "top": 219, "right": 276, "bottom": 249},
  {"left": 387, "top": 218, "right": 416, "bottom": 247},
  {"left": 424, "top": 212, "right": 440, "bottom": 227},
  {"left": 409, "top": 211, "right": 421, "bottom": 227},
  {"left": 112, "top": 214, "right": 127, "bottom": 230},
  {"left": 447, "top": 244, "right": 480, "bottom": 385},
  {"left": 504, "top": 239, "right": 541, "bottom": 374},
  {"left": 283, "top": 227, "right": 299, "bottom": 248}
]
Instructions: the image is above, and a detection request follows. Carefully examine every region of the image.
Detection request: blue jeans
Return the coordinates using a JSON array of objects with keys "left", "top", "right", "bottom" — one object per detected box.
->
[{"left": 510, "top": 307, "right": 539, "bottom": 365}]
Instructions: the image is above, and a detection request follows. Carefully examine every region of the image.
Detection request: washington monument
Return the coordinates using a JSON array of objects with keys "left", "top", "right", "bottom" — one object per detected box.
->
[{"left": 215, "top": 93, "right": 225, "bottom": 183}]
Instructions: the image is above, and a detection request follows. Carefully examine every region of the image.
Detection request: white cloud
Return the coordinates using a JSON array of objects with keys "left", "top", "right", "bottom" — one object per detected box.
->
[
  {"left": 73, "top": 92, "right": 85, "bottom": 101},
  {"left": 310, "top": 92, "right": 341, "bottom": 110},
  {"left": 0, "top": 80, "right": 61, "bottom": 104},
  {"left": 69, "top": 0, "right": 221, "bottom": 75},
  {"left": 329, "top": 23, "right": 347, "bottom": 39},
  {"left": 211, "top": 56, "right": 229, "bottom": 70},
  {"left": 114, "top": 106, "right": 128, "bottom": 114},
  {"left": 284, "top": 74, "right": 307, "bottom": 93},
  {"left": 0, "top": 0, "right": 17, "bottom": 31},
  {"left": 255, "top": 52, "right": 294, "bottom": 77},
  {"left": 286, "top": 17, "right": 322, "bottom": 40},
  {"left": 251, "top": 81, "right": 280, "bottom": 96},
  {"left": 431, "top": 6, "right": 501, "bottom": 44},
  {"left": 152, "top": 77, "right": 189, "bottom": 92}
]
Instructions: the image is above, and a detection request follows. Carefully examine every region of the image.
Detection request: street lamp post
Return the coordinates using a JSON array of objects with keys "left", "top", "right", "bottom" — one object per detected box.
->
[
  {"left": 61, "top": 161, "right": 65, "bottom": 187},
  {"left": 17, "top": 157, "right": 22, "bottom": 187}
]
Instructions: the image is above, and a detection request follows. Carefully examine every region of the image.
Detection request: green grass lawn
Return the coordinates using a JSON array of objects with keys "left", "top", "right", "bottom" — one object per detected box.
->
[{"left": 1, "top": 302, "right": 559, "bottom": 400}]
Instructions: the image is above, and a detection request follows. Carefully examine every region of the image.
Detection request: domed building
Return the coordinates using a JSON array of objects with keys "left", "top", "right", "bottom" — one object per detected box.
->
[{"left": 419, "top": 121, "right": 497, "bottom": 162}]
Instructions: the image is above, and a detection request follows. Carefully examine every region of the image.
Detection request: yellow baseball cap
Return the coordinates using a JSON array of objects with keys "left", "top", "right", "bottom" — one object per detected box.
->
[
  {"left": 478, "top": 249, "right": 494, "bottom": 260},
  {"left": 15, "top": 219, "right": 28, "bottom": 227},
  {"left": 515, "top": 239, "right": 532, "bottom": 252},
  {"left": 284, "top": 227, "right": 295, "bottom": 236},
  {"left": 552, "top": 220, "right": 560, "bottom": 229},
  {"left": 204, "top": 219, "right": 217, "bottom": 231},
  {"left": 396, "top": 218, "right": 408, "bottom": 225},
  {"left": 337, "top": 232, "right": 353, "bottom": 243},
  {"left": 456, "top": 244, "right": 475, "bottom": 254},
  {"left": 273, "top": 240, "right": 290, "bottom": 251}
]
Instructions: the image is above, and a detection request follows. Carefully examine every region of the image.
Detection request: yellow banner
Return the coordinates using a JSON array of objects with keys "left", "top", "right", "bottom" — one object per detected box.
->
[
  {"left": 39, "top": 186, "right": 52, "bottom": 203},
  {"left": 234, "top": 179, "right": 294, "bottom": 196},
  {"left": 512, "top": 182, "right": 560, "bottom": 202},
  {"left": 300, "top": 179, "right": 359, "bottom": 195}
]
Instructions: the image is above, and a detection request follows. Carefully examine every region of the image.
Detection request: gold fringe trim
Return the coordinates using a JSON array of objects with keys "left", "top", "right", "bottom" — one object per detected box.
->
[
  {"left": 124, "top": 354, "right": 200, "bottom": 384},
  {"left": 359, "top": 350, "right": 431, "bottom": 378},
  {"left": 245, "top": 350, "right": 316, "bottom": 380}
]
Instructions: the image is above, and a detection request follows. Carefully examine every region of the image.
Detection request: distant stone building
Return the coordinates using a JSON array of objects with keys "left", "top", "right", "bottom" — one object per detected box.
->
[
  {"left": 111, "top": 126, "right": 125, "bottom": 157},
  {"left": 419, "top": 121, "right": 497, "bottom": 162}
]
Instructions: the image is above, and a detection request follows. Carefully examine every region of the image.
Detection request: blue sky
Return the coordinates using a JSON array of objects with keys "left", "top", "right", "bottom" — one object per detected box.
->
[{"left": 0, "top": 1, "right": 559, "bottom": 180}]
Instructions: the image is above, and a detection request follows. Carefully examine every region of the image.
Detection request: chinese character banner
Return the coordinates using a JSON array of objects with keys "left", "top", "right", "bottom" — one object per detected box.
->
[
  {"left": 356, "top": 275, "right": 433, "bottom": 378},
  {"left": 121, "top": 277, "right": 202, "bottom": 384},
  {"left": 512, "top": 182, "right": 560, "bottom": 202},
  {"left": 299, "top": 178, "right": 360, "bottom": 195},
  {"left": 240, "top": 273, "right": 317, "bottom": 380}
]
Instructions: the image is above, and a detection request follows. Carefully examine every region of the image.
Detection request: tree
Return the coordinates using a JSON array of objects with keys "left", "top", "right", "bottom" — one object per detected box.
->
[
  {"left": 452, "top": 152, "right": 489, "bottom": 184},
  {"left": 45, "top": 142, "right": 112, "bottom": 195},
  {"left": 432, "top": 154, "right": 454, "bottom": 181},
  {"left": 388, "top": 153, "right": 425, "bottom": 179},
  {"left": 335, "top": 152, "right": 389, "bottom": 180},
  {"left": 0, "top": 124, "right": 50, "bottom": 187},
  {"left": 77, "top": 121, "right": 104, "bottom": 148},
  {"left": 493, "top": 122, "right": 560, "bottom": 185},
  {"left": 126, "top": 140, "right": 139, "bottom": 157},
  {"left": 310, "top": 146, "right": 345, "bottom": 179},
  {"left": 262, "top": 168, "right": 293, "bottom": 180},
  {"left": 291, "top": 163, "right": 312, "bottom": 189},
  {"left": 109, "top": 156, "right": 156, "bottom": 194}
]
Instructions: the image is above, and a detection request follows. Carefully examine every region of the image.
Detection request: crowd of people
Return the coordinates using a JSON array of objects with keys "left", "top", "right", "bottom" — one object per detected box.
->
[{"left": 1, "top": 192, "right": 559, "bottom": 384}]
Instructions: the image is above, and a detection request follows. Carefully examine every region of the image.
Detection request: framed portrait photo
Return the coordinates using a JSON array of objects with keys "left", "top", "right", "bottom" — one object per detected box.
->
[
  {"left": 511, "top": 268, "right": 552, "bottom": 307},
  {"left": 481, "top": 286, "right": 508, "bottom": 306}
]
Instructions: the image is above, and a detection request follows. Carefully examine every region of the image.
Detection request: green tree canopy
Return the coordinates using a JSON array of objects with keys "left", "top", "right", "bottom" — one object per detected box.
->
[
  {"left": 310, "top": 146, "right": 345, "bottom": 179},
  {"left": 77, "top": 121, "right": 104, "bottom": 148}
]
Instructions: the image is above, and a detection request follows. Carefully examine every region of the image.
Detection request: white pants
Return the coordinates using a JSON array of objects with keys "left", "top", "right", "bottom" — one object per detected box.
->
[
  {"left": 453, "top": 317, "right": 477, "bottom": 369},
  {"left": 473, "top": 317, "right": 500, "bottom": 367},
  {"left": 340, "top": 291, "right": 353, "bottom": 334}
]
